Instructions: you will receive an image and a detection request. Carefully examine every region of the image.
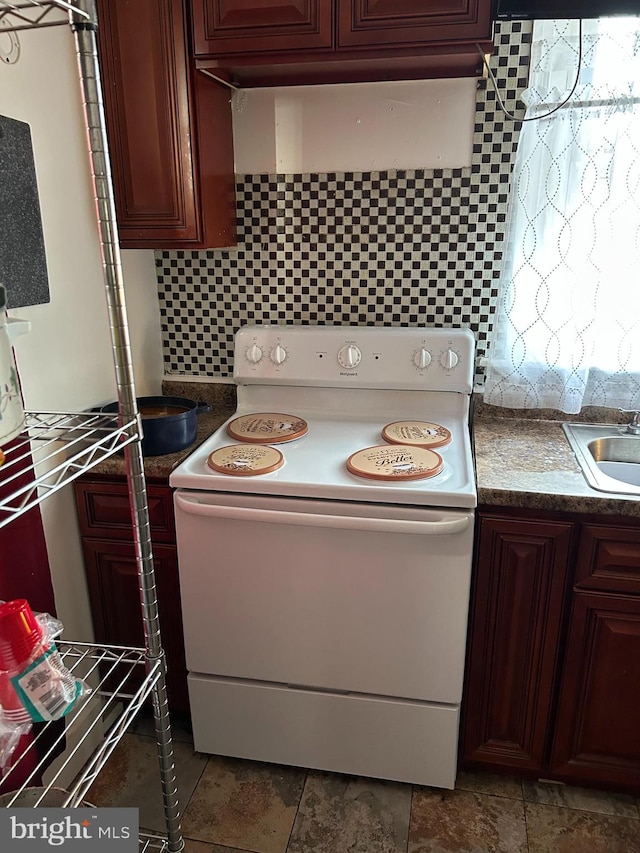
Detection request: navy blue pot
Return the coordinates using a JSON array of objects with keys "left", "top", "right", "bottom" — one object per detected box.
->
[{"left": 101, "top": 396, "right": 211, "bottom": 457}]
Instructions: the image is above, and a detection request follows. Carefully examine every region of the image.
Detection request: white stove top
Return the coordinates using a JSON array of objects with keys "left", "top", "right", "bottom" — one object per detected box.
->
[
  {"left": 171, "top": 323, "right": 478, "bottom": 509},
  {"left": 170, "top": 388, "right": 476, "bottom": 507}
]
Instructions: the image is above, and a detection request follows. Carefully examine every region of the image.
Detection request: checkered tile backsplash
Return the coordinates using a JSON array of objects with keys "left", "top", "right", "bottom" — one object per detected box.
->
[{"left": 156, "top": 22, "right": 532, "bottom": 380}]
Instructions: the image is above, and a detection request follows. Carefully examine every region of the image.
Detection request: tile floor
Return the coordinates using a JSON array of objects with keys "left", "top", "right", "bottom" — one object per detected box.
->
[{"left": 88, "top": 713, "right": 640, "bottom": 853}]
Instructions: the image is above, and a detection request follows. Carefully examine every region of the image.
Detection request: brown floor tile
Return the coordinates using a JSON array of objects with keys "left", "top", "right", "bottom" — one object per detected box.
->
[
  {"left": 286, "top": 771, "right": 411, "bottom": 853},
  {"left": 455, "top": 770, "right": 523, "bottom": 800},
  {"left": 522, "top": 780, "right": 639, "bottom": 818},
  {"left": 181, "top": 756, "right": 306, "bottom": 853},
  {"left": 409, "top": 788, "right": 528, "bottom": 853},
  {"left": 87, "top": 733, "right": 207, "bottom": 833},
  {"left": 526, "top": 801, "right": 640, "bottom": 852},
  {"left": 183, "top": 840, "right": 248, "bottom": 853}
]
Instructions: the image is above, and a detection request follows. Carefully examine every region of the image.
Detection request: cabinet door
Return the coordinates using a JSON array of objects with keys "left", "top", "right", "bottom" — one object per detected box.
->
[
  {"left": 75, "top": 480, "right": 175, "bottom": 543},
  {"left": 575, "top": 523, "right": 640, "bottom": 594},
  {"left": 82, "top": 540, "right": 189, "bottom": 713},
  {"left": 461, "top": 515, "right": 573, "bottom": 773},
  {"left": 191, "top": 1, "right": 334, "bottom": 55},
  {"left": 97, "top": 0, "right": 236, "bottom": 249},
  {"left": 550, "top": 592, "right": 640, "bottom": 789},
  {"left": 337, "top": 0, "right": 493, "bottom": 48}
]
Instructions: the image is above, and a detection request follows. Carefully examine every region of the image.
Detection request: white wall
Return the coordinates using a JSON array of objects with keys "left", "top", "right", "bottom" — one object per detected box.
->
[
  {"left": 232, "top": 77, "right": 476, "bottom": 174},
  {"left": 0, "top": 25, "right": 163, "bottom": 642}
]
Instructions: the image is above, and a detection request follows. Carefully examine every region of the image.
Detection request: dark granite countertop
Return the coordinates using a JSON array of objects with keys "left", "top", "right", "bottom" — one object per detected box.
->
[{"left": 87, "top": 381, "right": 640, "bottom": 517}]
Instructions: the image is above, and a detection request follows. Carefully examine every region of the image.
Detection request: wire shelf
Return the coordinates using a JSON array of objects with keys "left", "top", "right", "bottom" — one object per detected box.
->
[
  {"left": 139, "top": 833, "right": 170, "bottom": 853},
  {"left": 0, "top": 0, "right": 90, "bottom": 32},
  {"left": 0, "top": 411, "right": 138, "bottom": 527},
  {"left": 1, "top": 641, "right": 162, "bottom": 807}
]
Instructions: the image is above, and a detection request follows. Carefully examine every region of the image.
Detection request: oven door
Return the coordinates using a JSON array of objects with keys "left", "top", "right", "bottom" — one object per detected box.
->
[{"left": 174, "top": 489, "right": 474, "bottom": 705}]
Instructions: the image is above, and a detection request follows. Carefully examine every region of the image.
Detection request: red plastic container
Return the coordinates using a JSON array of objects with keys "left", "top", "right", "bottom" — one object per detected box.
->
[
  {"left": 0, "top": 599, "right": 44, "bottom": 793},
  {"left": 0, "top": 599, "right": 44, "bottom": 675}
]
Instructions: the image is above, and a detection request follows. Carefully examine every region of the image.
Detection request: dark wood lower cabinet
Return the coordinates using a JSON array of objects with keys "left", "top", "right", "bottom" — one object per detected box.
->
[
  {"left": 75, "top": 478, "right": 189, "bottom": 713},
  {"left": 462, "top": 515, "right": 573, "bottom": 773},
  {"left": 550, "top": 592, "right": 640, "bottom": 789},
  {"left": 461, "top": 509, "right": 640, "bottom": 794},
  {"left": 82, "top": 539, "right": 188, "bottom": 713}
]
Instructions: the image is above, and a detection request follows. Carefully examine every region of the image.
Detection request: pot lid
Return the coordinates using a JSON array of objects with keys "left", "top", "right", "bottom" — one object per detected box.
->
[
  {"left": 227, "top": 413, "right": 308, "bottom": 444},
  {"left": 207, "top": 444, "right": 284, "bottom": 476},
  {"left": 381, "top": 420, "right": 451, "bottom": 449},
  {"left": 346, "top": 444, "right": 444, "bottom": 481}
]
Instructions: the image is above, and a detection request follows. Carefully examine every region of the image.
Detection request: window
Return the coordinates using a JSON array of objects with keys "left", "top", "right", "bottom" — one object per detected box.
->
[{"left": 484, "top": 17, "right": 640, "bottom": 413}]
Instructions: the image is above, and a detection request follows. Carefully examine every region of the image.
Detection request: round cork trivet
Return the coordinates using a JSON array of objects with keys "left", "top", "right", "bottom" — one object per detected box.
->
[
  {"left": 346, "top": 444, "right": 444, "bottom": 481},
  {"left": 207, "top": 444, "right": 284, "bottom": 476},
  {"left": 382, "top": 420, "right": 451, "bottom": 449},
  {"left": 227, "top": 413, "right": 308, "bottom": 444}
]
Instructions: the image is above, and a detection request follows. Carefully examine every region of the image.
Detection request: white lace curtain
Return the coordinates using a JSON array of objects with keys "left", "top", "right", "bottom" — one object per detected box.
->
[{"left": 484, "top": 17, "right": 640, "bottom": 413}]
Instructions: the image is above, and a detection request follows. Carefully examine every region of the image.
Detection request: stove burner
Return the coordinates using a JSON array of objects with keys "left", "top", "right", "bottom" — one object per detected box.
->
[
  {"left": 382, "top": 420, "right": 451, "bottom": 449},
  {"left": 227, "top": 413, "right": 308, "bottom": 444},
  {"left": 346, "top": 444, "right": 444, "bottom": 481},
  {"left": 207, "top": 444, "right": 284, "bottom": 476}
]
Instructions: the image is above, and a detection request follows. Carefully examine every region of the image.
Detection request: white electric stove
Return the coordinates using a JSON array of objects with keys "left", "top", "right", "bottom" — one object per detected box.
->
[{"left": 171, "top": 324, "right": 477, "bottom": 789}]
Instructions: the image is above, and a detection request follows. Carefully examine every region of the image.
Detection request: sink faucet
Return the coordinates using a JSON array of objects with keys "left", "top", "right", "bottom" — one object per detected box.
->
[{"left": 619, "top": 409, "right": 640, "bottom": 435}]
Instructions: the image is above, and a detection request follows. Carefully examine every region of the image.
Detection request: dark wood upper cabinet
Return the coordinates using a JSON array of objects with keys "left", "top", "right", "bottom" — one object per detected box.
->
[
  {"left": 97, "top": 0, "right": 236, "bottom": 249},
  {"left": 191, "top": 0, "right": 494, "bottom": 85},
  {"left": 192, "top": 1, "right": 334, "bottom": 55},
  {"left": 337, "top": 0, "right": 492, "bottom": 48}
]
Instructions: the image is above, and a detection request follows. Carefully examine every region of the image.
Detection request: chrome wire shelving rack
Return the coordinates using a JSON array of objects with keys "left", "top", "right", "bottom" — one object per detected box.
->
[{"left": 0, "top": 2, "right": 184, "bottom": 852}]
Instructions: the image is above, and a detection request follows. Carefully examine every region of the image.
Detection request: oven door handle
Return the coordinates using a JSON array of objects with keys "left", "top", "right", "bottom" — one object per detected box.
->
[{"left": 175, "top": 493, "right": 471, "bottom": 535}]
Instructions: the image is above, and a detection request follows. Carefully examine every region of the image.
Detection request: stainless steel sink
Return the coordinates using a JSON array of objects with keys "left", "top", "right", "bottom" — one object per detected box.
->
[{"left": 563, "top": 423, "right": 640, "bottom": 495}]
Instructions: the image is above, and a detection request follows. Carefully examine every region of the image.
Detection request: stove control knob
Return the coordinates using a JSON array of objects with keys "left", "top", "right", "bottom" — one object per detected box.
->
[
  {"left": 440, "top": 349, "right": 459, "bottom": 370},
  {"left": 270, "top": 344, "right": 287, "bottom": 365},
  {"left": 413, "top": 348, "right": 432, "bottom": 370},
  {"left": 338, "top": 344, "right": 362, "bottom": 369},
  {"left": 246, "top": 344, "right": 263, "bottom": 364}
]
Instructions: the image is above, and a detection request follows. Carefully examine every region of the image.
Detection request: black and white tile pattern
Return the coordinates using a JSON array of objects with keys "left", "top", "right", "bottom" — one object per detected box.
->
[{"left": 156, "top": 22, "right": 533, "bottom": 380}]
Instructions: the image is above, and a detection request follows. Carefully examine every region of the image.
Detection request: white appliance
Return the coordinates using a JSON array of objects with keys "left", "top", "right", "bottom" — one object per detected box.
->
[{"left": 171, "top": 325, "right": 477, "bottom": 788}]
